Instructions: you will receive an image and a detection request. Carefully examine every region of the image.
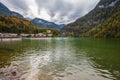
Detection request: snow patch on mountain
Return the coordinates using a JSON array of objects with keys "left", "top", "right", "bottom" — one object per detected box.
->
[
  {"left": 98, "top": 0, "right": 119, "bottom": 9},
  {"left": 108, "top": 0, "right": 119, "bottom": 7}
]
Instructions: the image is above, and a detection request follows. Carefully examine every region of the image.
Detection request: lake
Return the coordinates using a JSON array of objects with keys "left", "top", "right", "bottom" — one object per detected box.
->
[{"left": 0, "top": 38, "right": 120, "bottom": 80}]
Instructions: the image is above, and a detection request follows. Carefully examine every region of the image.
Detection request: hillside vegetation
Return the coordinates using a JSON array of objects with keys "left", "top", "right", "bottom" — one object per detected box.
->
[
  {"left": 86, "top": 11, "right": 120, "bottom": 38},
  {"left": 0, "top": 15, "right": 36, "bottom": 33},
  {"left": 61, "top": 0, "right": 120, "bottom": 38}
]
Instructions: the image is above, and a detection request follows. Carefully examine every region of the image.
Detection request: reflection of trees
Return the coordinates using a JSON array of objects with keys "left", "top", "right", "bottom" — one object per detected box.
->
[
  {"left": 89, "top": 51, "right": 120, "bottom": 79},
  {"left": 81, "top": 39, "right": 120, "bottom": 80},
  {"left": 69, "top": 38, "right": 120, "bottom": 79}
]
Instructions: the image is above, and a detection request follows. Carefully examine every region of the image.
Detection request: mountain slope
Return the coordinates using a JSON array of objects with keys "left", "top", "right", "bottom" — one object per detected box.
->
[
  {"left": 86, "top": 11, "right": 120, "bottom": 38},
  {"left": 0, "top": 2, "right": 23, "bottom": 18},
  {"left": 31, "top": 18, "right": 64, "bottom": 30},
  {"left": 0, "top": 15, "right": 36, "bottom": 33},
  {"left": 61, "top": 0, "right": 120, "bottom": 38}
]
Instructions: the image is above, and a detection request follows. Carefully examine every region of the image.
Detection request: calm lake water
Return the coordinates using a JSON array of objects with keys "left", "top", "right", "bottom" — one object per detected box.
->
[{"left": 0, "top": 38, "right": 120, "bottom": 80}]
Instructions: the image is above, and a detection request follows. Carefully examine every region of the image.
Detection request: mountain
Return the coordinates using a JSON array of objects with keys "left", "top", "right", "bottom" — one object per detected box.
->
[
  {"left": 61, "top": 0, "right": 120, "bottom": 38},
  {"left": 0, "top": 2, "right": 23, "bottom": 18},
  {"left": 0, "top": 15, "right": 60, "bottom": 36},
  {"left": 0, "top": 2, "right": 64, "bottom": 30},
  {"left": 25, "top": 17, "right": 32, "bottom": 21},
  {"left": 58, "top": 24, "right": 65, "bottom": 29},
  {"left": 31, "top": 18, "right": 65, "bottom": 30},
  {"left": 0, "top": 2, "right": 60, "bottom": 36}
]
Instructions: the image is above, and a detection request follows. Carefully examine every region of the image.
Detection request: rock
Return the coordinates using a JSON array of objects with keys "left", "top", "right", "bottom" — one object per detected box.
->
[
  {"left": 11, "top": 72, "right": 16, "bottom": 76},
  {"left": 0, "top": 65, "right": 24, "bottom": 80}
]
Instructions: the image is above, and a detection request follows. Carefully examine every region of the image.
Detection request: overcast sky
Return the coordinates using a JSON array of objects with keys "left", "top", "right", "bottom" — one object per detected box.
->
[{"left": 0, "top": 0, "right": 99, "bottom": 24}]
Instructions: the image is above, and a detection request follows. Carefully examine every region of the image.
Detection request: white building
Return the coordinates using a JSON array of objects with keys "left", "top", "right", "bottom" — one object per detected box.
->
[
  {"left": 99, "top": 5, "right": 104, "bottom": 8},
  {"left": 47, "top": 30, "right": 51, "bottom": 33}
]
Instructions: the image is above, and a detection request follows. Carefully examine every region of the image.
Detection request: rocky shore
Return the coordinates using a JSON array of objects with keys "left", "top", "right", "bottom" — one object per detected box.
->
[
  {"left": 0, "top": 64, "right": 53, "bottom": 80},
  {"left": 0, "top": 65, "right": 26, "bottom": 80}
]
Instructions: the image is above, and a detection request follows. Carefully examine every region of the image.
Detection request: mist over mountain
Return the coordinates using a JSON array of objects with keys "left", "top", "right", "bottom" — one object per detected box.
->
[{"left": 0, "top": 0, "right": 99, "bottom": 24}]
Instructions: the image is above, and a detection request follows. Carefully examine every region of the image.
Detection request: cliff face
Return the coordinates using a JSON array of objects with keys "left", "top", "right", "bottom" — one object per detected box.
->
[{"left": 61, "top": 0, "right": 120, "bottom": 38}]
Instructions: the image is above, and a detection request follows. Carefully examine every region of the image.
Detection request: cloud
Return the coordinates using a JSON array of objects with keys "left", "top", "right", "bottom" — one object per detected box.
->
[{"left": 0, "top": 0, "right": 100, "bottom": 24}]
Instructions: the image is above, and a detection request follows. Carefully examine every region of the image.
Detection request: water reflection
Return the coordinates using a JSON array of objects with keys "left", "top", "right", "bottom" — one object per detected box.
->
[{"left": 0, "top": 38, "right": 120, "bottom": 80}]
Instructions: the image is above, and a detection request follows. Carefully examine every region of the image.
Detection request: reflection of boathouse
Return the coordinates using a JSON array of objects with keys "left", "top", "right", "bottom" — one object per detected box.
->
[
  {"left": 0, "top": 33, "right": 18, "bottom": 38},
  {"left": 0, "top": 33, "right": 21, "bottom": 41}
]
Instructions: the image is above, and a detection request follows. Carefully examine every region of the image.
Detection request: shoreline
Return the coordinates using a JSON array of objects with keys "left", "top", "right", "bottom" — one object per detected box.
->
[{"left": 0, "top": 37, "right": 54, "bottom": 42}]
